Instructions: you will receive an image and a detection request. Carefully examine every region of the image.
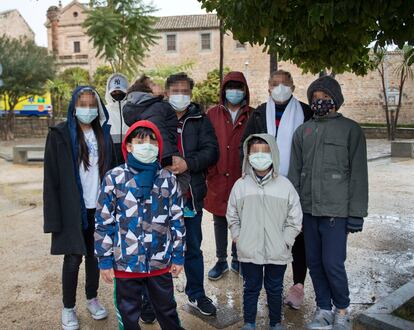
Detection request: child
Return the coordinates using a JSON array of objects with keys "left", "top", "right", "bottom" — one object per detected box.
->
[
  {"left": 43, "top": 86, "right": 113, "bottom": 330},
  {"left": 288, "top": 76, "right": 368, "bottom": 330},
  {"left": 227, "top": 133, "right": 303, "bottom": 330},
  {"left": 94, "top": 120, "right": 186, "bottom": 330}
]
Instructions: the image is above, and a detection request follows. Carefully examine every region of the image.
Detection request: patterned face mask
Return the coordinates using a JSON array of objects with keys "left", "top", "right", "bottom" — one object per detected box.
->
[{"left": 311, "top": 98, "right": 335, "bottom": 116}]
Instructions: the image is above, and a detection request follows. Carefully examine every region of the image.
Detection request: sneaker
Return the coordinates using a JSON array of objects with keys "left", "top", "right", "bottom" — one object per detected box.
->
[
  {"left": 284, "top": 283, "right": 305, "bottom": 310},
  {"left": 140, "top": 299, "right": 156, "bottom": 324},
  {"left": 188, "top": 296, "right": 217, "bottom": 316},
  {"left": 62, "top": 307, "right": 79, "bottom": 330},
  {"left": 208, "top": 261, "right": 229, "bottom": 281},
  {"left": 86, "top": 298, "right": 108, "bottom": 320},
  {"left": 230, "top": 260, "right": 240, "bottom": 273},
  {"left": 241, "top": 323, "right": 256, "bottom": 329},
  {"left": 333, "top": 311, "right": 351, "bottom": 330},
  {"left": 270, "top": 324, "right": 285, "bottom": 330},
  {"left": 306, "top": 307, "right": 334, "bottom": 330}
]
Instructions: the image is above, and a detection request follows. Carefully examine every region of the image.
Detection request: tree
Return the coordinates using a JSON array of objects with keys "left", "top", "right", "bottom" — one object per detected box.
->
[
  {"left": 84, "top": 0, "right": 159, "bottom": 75},
  {"left": 192, "top": 67, "right": 230, "bottom": 111},
  {"left": 142, "top": 62, "right": 194, "bottom": 87},
  {"left": 92, "top": 65, "right": 114, "bottom": 97},
  {"left": 0, "top": 36, "right": 55, "bottom": 140},
  {"left": 46, "top": 78, "right": 71, "bottom": 122},
  {"left": 198, "top": 1, "right": 414, "bottom": 76},
  {"left": 373, "top": 47, "right": 414, "bottom": 140},
  {"left": 59, "top": 67, "right": 90, "bottom": 91}
]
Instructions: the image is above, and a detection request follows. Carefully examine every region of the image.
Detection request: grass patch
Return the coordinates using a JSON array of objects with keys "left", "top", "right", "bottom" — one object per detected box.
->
[{"left": 392, "top": 297, "right": 414, "bottom": 322}]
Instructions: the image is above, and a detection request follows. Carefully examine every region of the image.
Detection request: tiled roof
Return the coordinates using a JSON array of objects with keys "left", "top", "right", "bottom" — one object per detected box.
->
[{"left": 154, "top": 14, "right": 219, "bottom": 31}]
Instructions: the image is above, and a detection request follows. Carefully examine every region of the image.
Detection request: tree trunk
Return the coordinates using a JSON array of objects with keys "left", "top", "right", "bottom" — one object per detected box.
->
[
  {"left": 378, "top": 66, "right": 391, "bottom": 140},
  {"left": 219, "top": 19, "right": 224, "bottom": 88},
  {"left": 270, "top": 53, "right": 278, "bottom": 74},
  {"left": 5, "top": 109, "right": 15, "bottom": 141},
  {"left": 394, "top": 69, "right": 406, "bottom": 138}
]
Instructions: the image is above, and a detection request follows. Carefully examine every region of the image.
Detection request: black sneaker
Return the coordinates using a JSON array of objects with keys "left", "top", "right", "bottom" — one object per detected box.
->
[
  {"left": 230, "top": 260, "right": 240, "bottom": 274},
  {"left": 208, "top": 261, "right": 229, "bottom": 280},
  {"left": 188, "top": 296, "right": 217, "bottom": 316},
  {"left": 140, "top": 299, "right": 156, "bottom": 324}
]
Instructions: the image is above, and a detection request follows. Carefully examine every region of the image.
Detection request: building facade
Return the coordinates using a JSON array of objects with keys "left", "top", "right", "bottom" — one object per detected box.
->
[
  {"left": 0, "top": 9, "right": 35, "bottom": 41},
  {"left": 45, "top": 1, "right": 414, "bottom": 124}
]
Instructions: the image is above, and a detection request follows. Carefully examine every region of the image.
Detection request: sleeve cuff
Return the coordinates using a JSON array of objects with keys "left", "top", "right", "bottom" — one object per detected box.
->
[{"left": 98, "top": 258, "right": 113, "bottom": 270}]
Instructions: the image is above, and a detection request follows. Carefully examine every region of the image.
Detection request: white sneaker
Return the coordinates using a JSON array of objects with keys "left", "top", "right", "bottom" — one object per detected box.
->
[
  {"left": 86, "top": 298, "right": 108, "bottom": 320},
  {"left": 62, "top": 307, "right": 79, "bottom": 330},
  {"left": 306, "top": 307, "right": 334, "bottom": 329}
]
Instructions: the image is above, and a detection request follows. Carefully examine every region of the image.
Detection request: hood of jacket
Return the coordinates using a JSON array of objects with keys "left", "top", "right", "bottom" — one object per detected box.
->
[
  {"left": 105, "top": 73, "right": 129, "bottom": 105},
  {"left": 220, "top": 71, "right": 250, "bottom": 106},
  {"left": 121, "top": 120, "right": 164, "bottom": 163},
  {"left": 242, "top": 133, "right": 280, "bottom": 179}
]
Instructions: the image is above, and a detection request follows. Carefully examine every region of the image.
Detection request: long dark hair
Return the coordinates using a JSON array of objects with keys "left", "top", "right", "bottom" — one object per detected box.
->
[{"left": 75, "top": 91, "right": 106, "bottom": 177}]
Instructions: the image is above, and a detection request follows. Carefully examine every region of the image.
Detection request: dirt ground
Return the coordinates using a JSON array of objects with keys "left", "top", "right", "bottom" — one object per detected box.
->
[{"left": 0, "top": 156, "right": 413, "bottom": 330}]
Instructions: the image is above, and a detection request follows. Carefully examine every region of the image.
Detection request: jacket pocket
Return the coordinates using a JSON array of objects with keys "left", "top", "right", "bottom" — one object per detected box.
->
[
  {"left": 299, "top": 169, "right": 311, "bottom": 202},
  {"left": 322, "top": 169, "right": 349, "bottom": 207},
  {"left": 323, "top": 138, "right": 349, "bottom": 169}
]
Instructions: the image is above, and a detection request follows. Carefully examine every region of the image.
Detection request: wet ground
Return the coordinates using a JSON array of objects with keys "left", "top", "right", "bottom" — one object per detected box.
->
[{"left": 0, "top": 141, "right": 413, "bottom": 329}]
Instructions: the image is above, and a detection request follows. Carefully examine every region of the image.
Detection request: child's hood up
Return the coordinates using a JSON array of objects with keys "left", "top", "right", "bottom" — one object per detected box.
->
[
  {"left": 67, "top": 85, "right": 110, "bottom": 128},
  {"left": 242, "top": 133, "right": 280, "bottom": 177},
  {"left": 121, "top": 120, "right": 164, "bottom": 162}
]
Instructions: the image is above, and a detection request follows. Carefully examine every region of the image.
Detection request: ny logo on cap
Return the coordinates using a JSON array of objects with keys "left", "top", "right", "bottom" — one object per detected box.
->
[{"left": 115, "top": 78, "right": 121, "bottom": 85}]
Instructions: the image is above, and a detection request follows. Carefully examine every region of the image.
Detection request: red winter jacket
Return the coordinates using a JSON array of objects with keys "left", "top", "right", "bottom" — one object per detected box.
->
[{"left": 204, "top": 71, "right": 253, "bottom": 216}]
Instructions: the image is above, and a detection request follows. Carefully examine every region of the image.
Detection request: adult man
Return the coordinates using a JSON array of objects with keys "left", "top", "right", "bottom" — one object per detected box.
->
[
  {"left": 166, "top": 72, "right": 219, "bottom": 316},
  {"left": 205, "top": 71, "right": 253, "bottom": 280}
]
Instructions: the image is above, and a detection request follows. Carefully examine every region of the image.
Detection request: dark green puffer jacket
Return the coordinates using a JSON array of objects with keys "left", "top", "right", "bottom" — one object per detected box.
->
[{"left": 288, "top": 113, "right": 368, "bottom": 218}]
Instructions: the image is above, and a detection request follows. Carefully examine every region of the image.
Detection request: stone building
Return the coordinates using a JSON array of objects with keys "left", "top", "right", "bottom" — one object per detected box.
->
[
  {"left": 45, "top": 1, "right": 414, "bottom": 124},
  {"left": 0, "top": 9, "right": 35, "bottom": 41}
]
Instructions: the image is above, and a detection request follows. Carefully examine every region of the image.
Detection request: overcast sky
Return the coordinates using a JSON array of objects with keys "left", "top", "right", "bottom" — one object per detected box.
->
[{"left": 0, "top": 0, "right": 207, "bottom": 47}]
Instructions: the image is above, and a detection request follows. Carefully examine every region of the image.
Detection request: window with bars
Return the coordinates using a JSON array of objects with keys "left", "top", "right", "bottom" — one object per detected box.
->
[
  {"left": 166, "top": 34, "right": 177, "bottom": 52},
  {"left": 201, "top": 33, "right": 211, "bottom": 50},
  {"left": 73, "top": 41, "right": 81, "bottom": 53}
]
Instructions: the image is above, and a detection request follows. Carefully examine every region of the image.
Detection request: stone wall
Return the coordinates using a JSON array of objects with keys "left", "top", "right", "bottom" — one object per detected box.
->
[
  {"left": 0, "top": 10, "right": 35, "bottom": 41},
  {"left": 0, "top": 118, "right": 56, "bottom": 139}
]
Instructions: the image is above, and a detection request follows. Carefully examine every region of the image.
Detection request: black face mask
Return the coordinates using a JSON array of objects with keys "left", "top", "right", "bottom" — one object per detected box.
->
[{"left": 111, "top": 91, "right": 126, "bottom": 102}]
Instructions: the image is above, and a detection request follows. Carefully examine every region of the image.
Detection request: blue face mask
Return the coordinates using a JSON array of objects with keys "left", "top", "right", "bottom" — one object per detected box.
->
[
  {"left": 75, "top": 107, "right": 98, "bottom": 124},
  {"left": 225, "top": 89, "right": 245, "bottom": 105}
]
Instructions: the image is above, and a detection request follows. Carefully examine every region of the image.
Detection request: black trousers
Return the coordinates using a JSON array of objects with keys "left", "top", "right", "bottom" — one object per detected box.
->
[
  {"left": 62, "top": 209, "right": 99, "bottom": 308},
  {"left": 114, "top": 273, "right": 182, "bottom": 330},
  {"left": 292, "top": 231, "right": 307, "bottom": 285},
  {"left": 213, "top": 214, "right": 238, "bottom": 262}
]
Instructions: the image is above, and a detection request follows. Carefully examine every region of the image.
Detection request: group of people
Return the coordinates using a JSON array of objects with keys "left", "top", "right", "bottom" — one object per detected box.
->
[{"left": 43, "top": 69, "right": 368, "bottom": 330}]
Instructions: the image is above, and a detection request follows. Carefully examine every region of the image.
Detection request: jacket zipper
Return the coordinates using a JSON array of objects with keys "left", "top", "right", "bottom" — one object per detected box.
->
[{"left": 181, "top": 113, "right": 202, "bottom": 214}]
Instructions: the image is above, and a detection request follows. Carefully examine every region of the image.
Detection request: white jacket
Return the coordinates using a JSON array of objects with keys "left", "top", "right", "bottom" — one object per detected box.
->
[
  {"left": 105, "top": 73, "right": 129, "bottom": 144},
  {"left": 227, "top": 133, "right": 302, "bottom": 265}
]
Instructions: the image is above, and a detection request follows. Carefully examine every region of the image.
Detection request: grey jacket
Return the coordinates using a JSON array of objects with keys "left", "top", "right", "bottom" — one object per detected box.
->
[
  {"left": 227, "top": 133, "right": 302, "bottom": 265},
  {"left": 288, "top": 113, "right": 368, "bottom": 218}
]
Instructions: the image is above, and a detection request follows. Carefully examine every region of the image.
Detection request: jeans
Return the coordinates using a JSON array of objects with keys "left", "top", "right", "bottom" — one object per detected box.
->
[
  {"left": 184, "top": 211, "right": 206, "bottom": 300},
  {"left": 213, "top": 214, "right": 238, "bottom": 262},
  {"left": 303, "top": 213, "right": 350, "bottom": 310},
  {"left": 241, "top": 262, "right": 287, "bottom": 326},
  {"left": 62, "top": 209, "right": 99, "bottom": 308}
]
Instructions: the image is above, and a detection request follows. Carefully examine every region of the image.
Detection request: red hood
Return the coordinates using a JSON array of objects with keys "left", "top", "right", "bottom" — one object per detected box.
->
[
  {"left": 220, "top": 71, "right": 250, "bottom": 106},
  {"left": 122, "top": 120, "right": 163, "bottom": 162}
]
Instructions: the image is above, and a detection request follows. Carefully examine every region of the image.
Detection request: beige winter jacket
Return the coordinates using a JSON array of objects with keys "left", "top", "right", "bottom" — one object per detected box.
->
[{"left": 227, "top": 133, "right": 302, "bottom": 265}]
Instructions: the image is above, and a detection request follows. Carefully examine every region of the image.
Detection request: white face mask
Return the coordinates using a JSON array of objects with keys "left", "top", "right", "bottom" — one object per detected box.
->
[
  {"left": 271, "top": 84, "right": 292, "bottom": 103},
  {"left": 131, "top": 143, "right": 159, "bottom": 164},
  {"left": 248, "top": 152, "right": 273, "bottom": 171},
  {"left": 169, "top": 94, "right": 191, "bottom": 112},
  {"left": 75, "top": 107, "right": 98, "bottom": 124}
]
